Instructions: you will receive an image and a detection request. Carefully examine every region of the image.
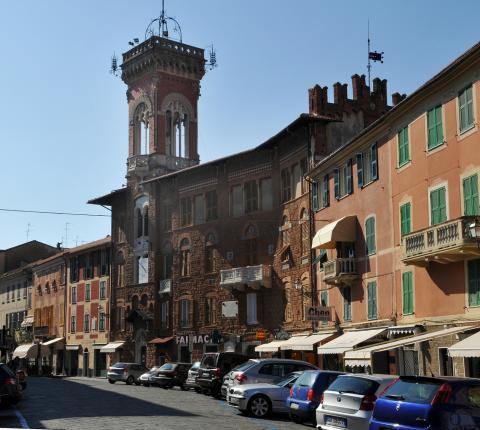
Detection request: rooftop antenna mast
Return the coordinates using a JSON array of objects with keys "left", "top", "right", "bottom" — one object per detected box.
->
[
  {"left": 145, "top": 0, "right": 183, "bottom": 42},
  {"left": 367, "top": 20, "right": 384, "bottom": 91}
]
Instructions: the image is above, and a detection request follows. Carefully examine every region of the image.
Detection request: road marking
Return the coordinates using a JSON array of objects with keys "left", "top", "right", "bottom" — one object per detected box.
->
[{"left": 13, "top": 407, "right": 30, "bottom": 429}]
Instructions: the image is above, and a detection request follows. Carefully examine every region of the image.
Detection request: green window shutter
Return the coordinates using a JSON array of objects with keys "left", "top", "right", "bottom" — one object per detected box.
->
[
  {"left": 467, "top": 86, "right": 474, "bottom": 128},
  {"left": 356, "top": 153, "right": 364, "bottom": 188},
  {"left": 371, "top": 143, "right": 378, "bottom": 180},
  {"left": 438, "top": 187, "right": 447, "bottom": 223},
  {"left": 427, "top": 106, "right": 443, "bottom": 150},
  {"left": 367, "top": 282, "right": 377, "bottom": 320},
  {"left": 464, "top": 175, "right": 479, "bottom": 216},
  {"left": 398, "top": 127, "right": 409, "bottom": 166},
  {"left": 334, "top": 168, "right": 340, "bottom": 199},
  {"left": 343, "top": 286, "right": 351, "bottom": 321},
  {"left": 435, "top": 106, "right": 444, "bottom": 145},
  {"left": 400, "top": 202, "right": 411, "bottom": 236},
  {"left": 431, "top": 187, "right": 447, "bottom": 225},
  {"left": 468, "top": 259, "right": 480, "bottom": 307},
  {"left": 346, "top": 159, "right": 353, "bottom": 194},
  {"left": 312, "top": 181, "right": 319, "bottom": 212},
  {"left": 321, "top": 291, "right": 328, "bottom": 307},
  {"left": 402, "top": 272, "right": 414, "bottom": 314},
  {"left": 322, "top": 174, "right": 330, "bottom": 208},
  {"left": 459, "top": 86, "right": 474, "bottom": 133},
  {"left": 366, "top": 217, "right": 376, "bottom": 255}
]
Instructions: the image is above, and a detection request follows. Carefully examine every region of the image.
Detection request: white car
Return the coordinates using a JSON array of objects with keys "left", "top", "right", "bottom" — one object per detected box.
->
[
  {"left": 316, "top": 374, "right": 397, "bottom": 430},
  {"left": 138, "top": 366, "right": 162, "bottom": 387}
]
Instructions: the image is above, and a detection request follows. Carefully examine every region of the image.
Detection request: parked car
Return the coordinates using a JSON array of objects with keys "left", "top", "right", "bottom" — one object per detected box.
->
[
  {"left": 185, "top": 361, "right": 201, "bottom": 392},
  {"left": 151, "top": 362, "right": 192, "bottom": 389},
  {"left": 369, "top": 375, "right": 480, "bottom": 430},
  {"left": 316, "top": 374, "right": 397, "bottom": 430},
  {"left": 107, "top": 362, "right": 148, "bottom": 385},
  {"left": 221, "top": 361, "right": 257, "bottom": 398},
  {"left": 0, "top": 364, "right": 22, "bottom": 405},
  {"left": 16, "top": 369, "right": 27, "bottom": 391},
  {"left": 227, "top": 371, "right": 302, "bottom": 418},
  {"left": 222, "top": 358, "right": 317, "bottom": 397},
  {"left": 138, "top": 366, "right": 162, "bottom": 387},
  {"left": 287, "top": 370, "right": 345, "bottom": 424},
  {"left": 196, "top": 352, "right": 249, "bottom": 397}
]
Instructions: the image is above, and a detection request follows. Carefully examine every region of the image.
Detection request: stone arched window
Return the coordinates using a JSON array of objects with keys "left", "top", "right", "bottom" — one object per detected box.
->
[
  {"left": 133, "top": 103, "right": 150, "bottom": 155},
  {"left": 165, "top": 100, "right": 190, "bottom": 158},
  {"left": 134, "top": 196, "right": 149, "bottom": 240},
  {"left": 205, "top": 233, "right": 216, "bottom": 273},
  {"left": 180, "top": 238, "right": 191, "bottom": 277},
  {"left": 244, "top": 225, "right": 258, "bottom": 266}
]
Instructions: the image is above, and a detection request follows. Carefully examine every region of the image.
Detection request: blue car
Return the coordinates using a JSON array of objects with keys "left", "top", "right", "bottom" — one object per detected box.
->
[
  {"left": 370, "top": 376, "right": 480, "bottom": 430},
  {"left": 286, "top": 370, "right": 345, "bottom": 424}
]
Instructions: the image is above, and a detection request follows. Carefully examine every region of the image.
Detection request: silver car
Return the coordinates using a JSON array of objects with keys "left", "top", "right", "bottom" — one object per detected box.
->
[
  {"left": 107, "top": 362, "right": 149, "bottom": 385},
  {"left": 223, "top": 358, "right": 317, "bottom": 395},
  {"left": 138, "top": 366, "right": 162, "bottom": 387},
  {"left": 316, "top": 374, "right": 397, "bottom": 430},
  {"left": 227, "top": 371, "right": 301, "bottom": 418}
]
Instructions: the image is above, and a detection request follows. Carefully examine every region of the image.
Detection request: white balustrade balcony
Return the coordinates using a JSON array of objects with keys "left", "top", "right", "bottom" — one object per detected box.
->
[
  {"left": 220, "top": 265, "right": 272, "bottom": 291},
  {"left": 323, "top": 258, "right": 359, "bottom": 285}
]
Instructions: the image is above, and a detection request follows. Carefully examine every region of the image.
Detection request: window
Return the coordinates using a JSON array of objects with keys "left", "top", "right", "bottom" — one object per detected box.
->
[
  {"left": 100, "top": 249, "right": 110, "bottom": 276},
  {"left": 292, "top": 163, "right": 302, "bottom": 198},
  {"left": 398, "top": 127, "right": 410, "bottom": 167},
  {"left": 231, "top": 185, "right": 243, "bottom": 217},
  {"left": 194, "top": 194, "right": 205, "bottom": 225},
  {"left": 70, "top": 316, "right": 76, "bottom": 333},
  {"left": 163, "top": 203, "right": 173, "bottom": 231},
  {"left": 85, "top": 283, "right": 91, "bottom": 302},
  {"left": 367, "top": 281, "right": 377, "bottom": 320},
  {"left": 180, "top": 197, "right": 193, "bottom": 226},
  {"left": 334, "top": 159, "right": 353, "bottom": 199},
  {"left": 321, "top": 174, "right": 329, "bottom": 208},
  {"left": 300, "top": 209, "right": 309, "bottom": 256},
  {"left": 365, "top": 217, "right": 376, "bottom": 255},
  {"left": 247, "top": 293, "right": 257, "bottom": 324},
  {"left": 85, "top": 254, "right": 93, "bottom": 279},
  {"left": 137, "top": 255, "right": 149, "bottom": 283},
  {"left": 70, "top": 257, "right": 79, "bottom": 283},
  {"left": 459, "top": 85, "right": 474, "bottom": 133},
  {"left": 205, "top": 191, "right": 218, "bottom": 221},
  {"left": 143, "top": 206, "right": 149, "bottom": 236},
  {"left": 133, "top": 102, "right": 150, "bottom": 155},
  {"left": 343, "top": 286, "right": 352, "bottom": 321},
  {"left": 463, "top": 174, "right": 479, "bottom": 216},
  {"left": 400, "top": 202, "right": 411, "bottom": 236},
  {"left": 205, "top": 297, "right": 216, "bottom": 325},
  {"left": 160, "top": 301, "right": 169, "bottom": 329},
  {"left": 180, "top": 299, "right": 190, "bottom": 327},
  {"left": 205, "top": 234, "right": 216, "bottom": 273},
  {"left": 312, "top": 180, "right": 319, "bottom": 212},
  {"left": 100, "top": 280, "right": 106, "bottom": 300},
  {"left": 71, "top": 286, "right": 77, "bottom": 304},
  {"left": 180, "top": 239, "right": 190, "bottom": 277},
  {"left": 99, "top": 313, "right": 106, "bottom": 331},
  {"left": 260, "top": 178, "right": 273, "bottom": 211},
  {"left": 357, "top": 143, "right": 378, "bottom": 187},
  {"left": 244, "top": 180, "right": 258, "bottom": 213},
  {"left": 430, "top": 186, "right": 447, "bottom": 225},
  {"left": 468, "top": 259, "right": 480, "bottom": 307},
  {"left": 281, "top": 168, "right": 292, "bottom": 202},
  {"left": 402, "top": 272, "right": 414, "bottom": 314},
  {"left": 281, "top": 216, "right": 290, "bottom": 247},
  {"left": 427, "top": 105, "right": 444, "bottom": 150},
  {"left": 246, "top": 239, "right": 257, "bottom": 266},
  {"left": 84, "top": 314, "right": 90, "bottom": 333},
  {"left": 321, "top": 289, "right": 328, "bottom": 326},
  {"left": 136, "top": 208, "right": 143, "bottom": 238}
]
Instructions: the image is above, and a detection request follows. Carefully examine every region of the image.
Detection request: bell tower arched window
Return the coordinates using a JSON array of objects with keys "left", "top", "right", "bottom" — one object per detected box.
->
[
  {"left": 134, "top": 196, "right": 149, "bottom": 240},
  {"left": 133, "top": 103, "right": 150, "bottom": 155},
  {"left": 165, "top": 101, "right": 189, "bottom": 158}
]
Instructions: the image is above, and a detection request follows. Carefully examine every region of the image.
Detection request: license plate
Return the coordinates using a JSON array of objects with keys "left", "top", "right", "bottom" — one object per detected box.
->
[
  {"left": 290, "top": 403, "right": 299, "bottom": 410},
  {"left": 325, "top": 416, "right": 347, "bottom": 428}
]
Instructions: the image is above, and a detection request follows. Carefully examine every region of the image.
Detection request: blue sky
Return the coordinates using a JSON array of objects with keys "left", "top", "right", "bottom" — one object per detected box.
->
[{"left": 1, "top": 0, "right": 479, "bottom": 250}]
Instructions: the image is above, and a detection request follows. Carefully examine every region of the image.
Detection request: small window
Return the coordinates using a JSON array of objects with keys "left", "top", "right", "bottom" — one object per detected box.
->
[
  {"left": 334, "top": 159, "right": 353, "bottom": 199},
  {"left": 281, "top": 169, "right": 292, "bottom": 202},
  {"left": 84, "top": 314, "right": 90, "bottom": 333},
  {"left": 260, "top": 177, "right": 273, "bottom": 211},
  {"left": 468, "top": 259, "right": 480, "bottom": 307},
  {"left": 398, "top": 127, "right": 410, "bottom": 167},
  {"left": 357, "top": 143, "right": 378, "bottom": 187},
  {"left": 463, "top": 174, "right": 479, "bottom": 216},
  {"left": 343, "top": 286, "right": 352, "bottom": 322},
  {"left": 71, "top": 286, "right": 77, "bottom": 304},
  {"left": 427, "top": 105, "right": 444, "bottom": 150},
  {"left": 430, "top": 186, "right": 447, "bottom": 225},
  {"left": 194, "top": 195, "right": 205, "bottom": 225},
  {"left": 459, "top": 85, "right": 474, "bottom": 133},
  {"left": 247, "top": 293, "right": 257, "bottom": 325},
  {"left": 100, "top": 280, "right": 106, "bottom": 300},
  {"left": 365, "top": 217, "right": 376, "bottom": 255},
  {"left": 231, "top": 185, "right": 244, "bottom": 217},
  {"left": 70, "top": 316, "right": 76, "bottom": 333},
  {"left": 180, "top": 197, "right": 193, "bottom": 226},
  {"left": 367, "top": 281, "right": 377, "bottom": 320},
  {"left": 402, "top": 272, "right": 414, "bottom": 314},
  {"left": 400, "top": 202, "right": 411, "bottom": 236},
  {"left": 180, "top": 239, "right": 190, "bottom": 277},
  {"left": 244, "top": 180, "right": 258, "bottom": 213},
  {"left": 85, "top": 283, "right": 91, "bottom": 302},
  {"left": 205, "top": 191, "right": 218, "bottom": 221},
  {"left": 179, "top": 299, "right": 191, "bottom": 328},
  {"left": 99, "top": 313, "right": 106, "bottom": 331}
]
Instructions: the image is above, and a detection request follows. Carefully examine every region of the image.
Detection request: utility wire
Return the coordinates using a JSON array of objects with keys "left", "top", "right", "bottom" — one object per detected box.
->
[{"left": 0, "top": 208, "right": 110, "bottom": 218}]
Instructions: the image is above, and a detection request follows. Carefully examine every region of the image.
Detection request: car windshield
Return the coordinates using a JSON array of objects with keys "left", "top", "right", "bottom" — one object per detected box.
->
[
  {"left": 232, "top": 360, "right": 256, "bottom": 373},
  {"left": 296, "top": 371, "right": 317, "bottom": 387},
  {"left": 147, "top": 367, "right": 161, "bottom": 374},
  {"left": 276, "top": 373, "right": 299, "bottom": 387},
  {"left": 328, "top": 376, "right": 380, "bottom": 395},
  {"left": 159, "top": 363, "right": 175, "bottom": 371},
  {"left": 111, "top": 362, "right": 127, "bottom": 368},
  {"left": 201, "top": 354, "right": 218, "bottom": 369},
  {"left": 382, "top": 379, "right": 441, "bottom": 404},
  {"left": 190, "top": 361, "right": 201, "bottom": 370}
]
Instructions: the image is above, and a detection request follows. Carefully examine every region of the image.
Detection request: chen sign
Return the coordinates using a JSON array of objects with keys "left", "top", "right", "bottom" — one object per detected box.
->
[
  {"left": 176, "top": 334, "right": 211, "bottom": 345},
  {"left": 305, "top": 306, "right": 332, "bottom": 322}
]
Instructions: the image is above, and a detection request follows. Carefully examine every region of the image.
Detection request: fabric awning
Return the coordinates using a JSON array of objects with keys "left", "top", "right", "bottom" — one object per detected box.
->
[
  {"left": 317, "top": 328, "right": 386, "bottom": 355},
  {"left": 255, "top": 340, "right": 288, "bottom": 353},
  {"left": 388, "top": 325, "right": 420, "bottom": 336},
  {"left": 93, "top": 344, "right": 107, "bottom": 350},
  {"left": 345, "top": 326, "right": 474, "bottom": 367},
  {"left": 149, "top": 336, "right": 174, "bottom": 345},
  {"left": 20, "top": 316, "right": 34, "bottom": 328},
  {"left": 280, "top": 333, "right": 335, "bottom": 351},
  {"left": 12, "top": 343, "right": 49, "bottom": 359},
  {"left": 311, "top": 216, "right": 357, "bottom": 249},
  {"left": 42, "top": 337, "right": 64, "bottom": 347},
  {"left": 449, "top": 330, "right": 480, "bottom": 358},
  {"left": 66, "top": 345, "right": 80, "bottom": 351},
  {"left": 100, "top": 341, "right": 125, "bottom": 353}
]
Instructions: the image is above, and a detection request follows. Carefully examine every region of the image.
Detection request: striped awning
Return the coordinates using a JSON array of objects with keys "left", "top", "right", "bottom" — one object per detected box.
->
[
  {"left": 311, "top": 216, "right": 356, "bottom": 249},
  {"left": 317, "top": 328, "right": 387, "bottom": 355},
  {"left": 255, "top": 340, "right": 288, "bottom": 353},
  {"left": 449, "top": 330, "right": 480, "bottom": 358},
  {"left": 100, "top": 341, "right": 125, "bottom": 353}
]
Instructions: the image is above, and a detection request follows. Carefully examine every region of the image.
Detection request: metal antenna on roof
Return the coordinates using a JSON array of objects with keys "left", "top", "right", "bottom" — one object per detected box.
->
[
  {"left": 145, "top": 0, "right": 183, "bottom": 42},
  {"left": 367, "top": 20, "right": 384, "bottom": 90}
]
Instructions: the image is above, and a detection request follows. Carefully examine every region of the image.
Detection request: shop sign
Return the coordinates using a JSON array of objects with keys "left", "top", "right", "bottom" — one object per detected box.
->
[
  {"left": 305, "top": 306, "right": 332, "bottom": 321},
  {"left": 256, "top": 330, "right": 266, "bottom": 341},
  {"left": 221, "top": 301, "right": 238, "bottom": 318},
  {"left": 176, "top": 334, "right": 210, "bottom": 345}
]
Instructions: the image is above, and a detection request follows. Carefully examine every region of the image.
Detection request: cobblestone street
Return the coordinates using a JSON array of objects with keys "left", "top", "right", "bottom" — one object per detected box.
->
[{"left": 0, "top": 377, "right": 310, "bottom": 430}]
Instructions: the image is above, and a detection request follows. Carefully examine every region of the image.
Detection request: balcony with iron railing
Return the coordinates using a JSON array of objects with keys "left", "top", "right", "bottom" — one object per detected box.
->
[
  {"left": 323, "top": 258, "right": 359, "bottom": 285},
  {"left": 127, "top": 153, "right": 198, "bottom": 176},
  {"left": 402, "top": 216, "right": 480, "bottom": 265},
  {"left": 220, "top": 265, "right": 272, "bottom": 291}
]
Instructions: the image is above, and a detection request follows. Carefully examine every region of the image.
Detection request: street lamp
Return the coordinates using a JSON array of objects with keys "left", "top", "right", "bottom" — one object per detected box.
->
[{"left": 468, "top": 218, "right": 480, "bottom": 247}]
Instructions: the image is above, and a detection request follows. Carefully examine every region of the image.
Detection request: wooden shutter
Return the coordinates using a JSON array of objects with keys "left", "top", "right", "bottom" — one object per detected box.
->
[
  {"left": 366, "top": 217, "right": 376, "bottom": 255},
  {"left": 463, "top": 175, "right": 479, "bottom": 216},
  {"left": 312, "top": 181, "right": 319, "bottom": 211},
  {"left": 400, "top": 203, "right": 411, "bottom": 236},
  {"left": 368, "top": 282, "right": 377, "bottom": 319},
  {"left": 402, "top": 272, "right": 413, "bottom": 314},
  {"left": 468, "top": 260, "right": 480, "bottom": 307},
  {"left": 334, "top": 168, "right": 340, "bottom": 199},
  {"left": 356, "top": 153, "right": 364, "bottom": 188},
  {"left": 322, "top": 174, "right": 329, "bottom": 207},
  {"left": 371, "top": 143, "right": 378, "bottom": 180},
  {"left": 346, "top": 159, "right": 353, "bottom": 194}
]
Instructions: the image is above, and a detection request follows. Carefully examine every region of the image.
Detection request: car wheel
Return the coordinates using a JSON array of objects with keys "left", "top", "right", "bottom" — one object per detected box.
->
[
  {"left": 134, "top": 380, "right": 141, "bottom": 386},
  {"left": 108, "top": 379, "right": 115, "bottom": 384},
  {"left": 126, "top": 376, "right": 134, "bottom": 385},
  {"left": 289, "top": 412, "right": 303, "bottom": 424},
  {"left": 248, "top": 395, "right": 271, "bottom": 418},
  {"left": 194, "top": 388, "right": 201, "bottom": 393}
]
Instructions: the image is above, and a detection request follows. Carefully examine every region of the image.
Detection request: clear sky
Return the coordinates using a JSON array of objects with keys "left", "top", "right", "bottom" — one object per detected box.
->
[{"left": 1, "top": 0, "right": 479, "bottom": 250}]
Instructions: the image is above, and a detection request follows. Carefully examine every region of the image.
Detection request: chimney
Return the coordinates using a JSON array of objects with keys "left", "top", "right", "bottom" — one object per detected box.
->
[
  {"left": 392, "top": 92, "right": 402, "bottom": 106},
  {"left": 309, "top": 84, "right": 328, "bottom": 115},
  {"left": 352, "top": 74, "right": 362, "bottom": 100},
  {"left": 334, "top": 82, "right": 347, "bottom": 105},
  {"left": 372, "top": 77, "right": 381, "bottom": 95}
]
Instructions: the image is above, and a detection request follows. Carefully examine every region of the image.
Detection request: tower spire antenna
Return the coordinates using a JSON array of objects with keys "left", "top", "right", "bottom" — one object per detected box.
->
[
  {"left": 145, "top": 0, "right": 182, "bottom": 42},
  {"left": 367, "top": 20, "right": 384, "bottom": 91}
]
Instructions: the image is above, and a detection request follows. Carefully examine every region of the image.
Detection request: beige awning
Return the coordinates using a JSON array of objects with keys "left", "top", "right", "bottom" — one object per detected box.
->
[
  {"left": 42, "top": 337, "right": 64, "bottom": 347},
  {"left": 448, "top": 330, "right": 480, "bottom": 358},
  {"left": 255, "top": 340, "right": 288, "bottom": 353},
  {"left": 21, "top": 316, "right": 34, "bottom": 328},
  {"left": 317, "top": 328, "right": 386, "bottom": 355},
  {"left": 100, "top": 341, "right": 125, "bottom": 353},
  {"left": 12, "top": 343, "right": 49, "bottom": 359},
  {"left": 344, "top": 325, "right": 474, "bottom": 367},
  {"left": 312, "top": 216, "right": 357, "bottom": 249},
  {"left": 281, "top": 333, "right": 335, "bottom": 351}
]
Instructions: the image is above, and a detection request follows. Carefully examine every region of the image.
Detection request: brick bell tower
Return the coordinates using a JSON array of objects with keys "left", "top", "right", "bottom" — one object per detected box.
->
[{"left": 121, "top": 11, "right": 206, "bottom": 182}]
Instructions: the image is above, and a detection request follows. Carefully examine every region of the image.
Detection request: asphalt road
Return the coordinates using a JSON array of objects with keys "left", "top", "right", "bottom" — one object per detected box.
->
[{"left": 0, "top": 377, "right": 313, "bottom": 430}]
